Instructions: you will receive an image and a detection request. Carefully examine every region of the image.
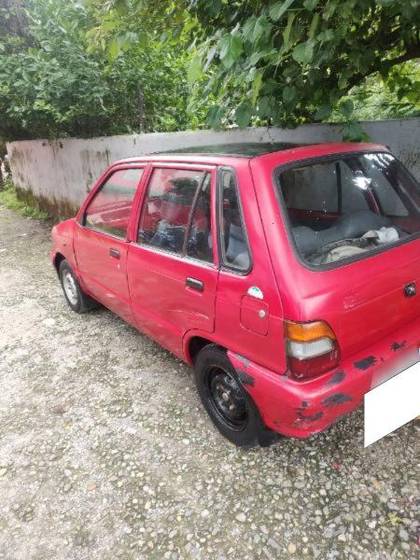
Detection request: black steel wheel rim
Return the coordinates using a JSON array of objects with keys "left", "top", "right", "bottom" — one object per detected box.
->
[{"left": 206, "top": 367, "right": 248, "bottom": 431}]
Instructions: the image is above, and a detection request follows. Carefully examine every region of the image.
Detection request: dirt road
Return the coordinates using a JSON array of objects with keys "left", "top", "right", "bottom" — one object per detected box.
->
[{"left": 0, "top": 206, "right": 418, "bottom": 559}]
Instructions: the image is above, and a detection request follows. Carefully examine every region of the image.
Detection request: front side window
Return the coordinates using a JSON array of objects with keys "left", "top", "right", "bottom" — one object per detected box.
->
[
  {"left": 219, "top": 170, "right": 250, "bottom": 271},
  {"left": 84, "top": 168, "right": 143, "bottom": 238},
  {"left": 138, "top": 168, "right": 212, "bottom": 260},
  {"left": 277, "top": 152, "right": 420, "bottom": 267}
]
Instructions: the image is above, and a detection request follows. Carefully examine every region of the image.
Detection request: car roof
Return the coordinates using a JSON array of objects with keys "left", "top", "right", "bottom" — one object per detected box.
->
[
  {"left": 152, "top": 142, "right": 306, "bottom": 157},
  {"left": 112, "top": 142, "right": 389, "bottom": 168}
]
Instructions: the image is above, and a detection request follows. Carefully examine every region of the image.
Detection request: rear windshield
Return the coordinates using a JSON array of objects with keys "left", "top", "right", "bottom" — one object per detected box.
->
[{"left": 276, "top": 152, "right": 420, "bottom": 267}]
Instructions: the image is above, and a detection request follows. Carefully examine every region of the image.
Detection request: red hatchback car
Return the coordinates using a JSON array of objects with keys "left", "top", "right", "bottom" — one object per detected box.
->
[{"left": 51, "top": 142, "right": 420, "bottom": 446}]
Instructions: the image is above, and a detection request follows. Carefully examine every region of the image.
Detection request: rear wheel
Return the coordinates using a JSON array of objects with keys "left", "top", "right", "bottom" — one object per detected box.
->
[
  {"left": 194, "top": 345, "right": 277, "bottom": 447},
  {"left": 59, "top": 260, "right": 98, "bottom": 313}
]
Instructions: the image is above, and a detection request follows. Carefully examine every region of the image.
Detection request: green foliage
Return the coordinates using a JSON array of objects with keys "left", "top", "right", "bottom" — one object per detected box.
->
[
  {"left": 348, "top": 62, "right": 420, "bottom": 121},
  {"left": 0, "top": 0, "right": 419, "bottom": 140},
  {"left": 0, "top": 0, "right": 200, "bottom": 139},
  {"left": 187, "top": 0, "right": 420, "bottom": 128},
  {"left": 0, "top": 180, "right": 49, "bottom": 220}
]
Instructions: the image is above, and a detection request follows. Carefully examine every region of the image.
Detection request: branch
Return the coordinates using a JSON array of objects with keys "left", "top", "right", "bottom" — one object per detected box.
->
[
  {"left": 344, "top": 41, "right": 420, "bottom": 92},
  {"left": 386, "top": 43, "right": 420, "bottom": 67}
]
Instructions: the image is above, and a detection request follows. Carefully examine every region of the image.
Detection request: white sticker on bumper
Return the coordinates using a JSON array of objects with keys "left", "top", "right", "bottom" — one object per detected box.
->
[{"left": 364, "top": 361, "right": 420, "bottom": 447}]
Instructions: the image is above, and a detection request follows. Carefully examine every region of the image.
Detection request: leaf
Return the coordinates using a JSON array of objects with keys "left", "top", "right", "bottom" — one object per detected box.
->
[
  {"left": 248, "top": 51, "right": 266, "bottom": 66},
  {"left": 188, "top": 54, "right": 202, "bottom": 84},
  {"left": 292, "top": 41, "right": 314, "bottom": 65},
  {"left": 242, "top": 17, "right": 256, "bottom": 42},
  {"left": 282, "top": 85, "right": 296, "bottom": 104},
  {"left": 318, "top": 29, "right": 334, "bottom": 42},
  {"left": 314, "top": 104, "right": 332, "bottom": 120},
  {"left": 308, "top": 12, "right": 320, "bottom": 39},
  {"left": 282, "top": 12, "right": 296, "bottom": 49},
  {"left": 257, "top": 96, "right": 275, "bottom": 118},
  {"left": 338, "top": 75, "right": 348, "bottom": 90},
  {"left": 251, "top": 70, "right": 263, "bottom": 105},
  {"left": 342, "top": 121, "right": 369, "bottom": 142},
  {"left": 207, "top": 105, "right": 224, "bottom": 129},
  {"left": 252, "top": 16, "right": 272, "bottom": 43},
  {"left": 219, "top": 33, "right": 243, "bottom": 68},
  {"left": 303, "top": 0, "right": 320, "bottom": 9},
  {"left": 219, "top": 35, "right": 231, "bottom": 60},
  {"left": 108, "top": 39, "right": 120, "bottom": 62},
  {"left": 269, "top": 0, "right": 296, "bottom": 22},
  {"left": 204, "top": 46, "right": 217, "bottom": 71},
  {"left": 230, "top": 34, "right": 244, "bottom": 60},
  {"left": 339, "top": 98, "right": 354, "bottom": 118},
  {"left": 235, "top": 101, "right": 253, "bottom": 127}
]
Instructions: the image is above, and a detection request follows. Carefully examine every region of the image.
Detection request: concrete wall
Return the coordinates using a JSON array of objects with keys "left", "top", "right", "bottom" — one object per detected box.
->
[{"left": 6, "top": 118, "right": 420, "bottom": 218}]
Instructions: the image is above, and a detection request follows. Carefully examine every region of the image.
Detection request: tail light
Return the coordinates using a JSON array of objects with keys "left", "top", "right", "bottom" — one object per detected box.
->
[{"left": 285, "top": 320, "right": 339, "bottom": 380}]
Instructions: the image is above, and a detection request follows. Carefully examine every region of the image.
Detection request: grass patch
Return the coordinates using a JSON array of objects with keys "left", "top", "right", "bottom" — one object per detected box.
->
[{"left": 0, "top": 180, "right": 49, "bottom": 220}]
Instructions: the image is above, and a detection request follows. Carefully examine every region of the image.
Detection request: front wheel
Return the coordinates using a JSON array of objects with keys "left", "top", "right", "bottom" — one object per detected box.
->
[
  {"left": 59, "top": 260, "right": 98, "bottom": 313},
  {"left": 194, "top": 345, "right": 276, "bottom": 447}
]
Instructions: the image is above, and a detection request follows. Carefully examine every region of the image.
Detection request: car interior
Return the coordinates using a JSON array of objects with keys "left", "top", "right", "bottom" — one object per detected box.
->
[{"left": 279, "top": 154, "right": 420, "bottom": 265}]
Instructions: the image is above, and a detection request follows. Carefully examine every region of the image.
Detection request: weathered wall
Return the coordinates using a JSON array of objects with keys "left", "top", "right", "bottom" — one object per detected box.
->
[{"left": 7, "top": 118, "right": 420, "bottom": 218}]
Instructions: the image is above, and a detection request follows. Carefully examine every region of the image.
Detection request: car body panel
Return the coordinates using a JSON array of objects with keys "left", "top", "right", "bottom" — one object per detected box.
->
[
  {"left": 250, "top": 147, "right": 420, "bottom": 369},
  {"left": 228, "top": 310, "right": 420, "bottom": 438},
  {"left": 214, "top": 160, "right": 286, "bottom": 374},
  {"left": 126, "top": 163, "right": 218, "bottom": 358},
  {"left": 74, "top": 223, "right": 134, "bottom": 323}
]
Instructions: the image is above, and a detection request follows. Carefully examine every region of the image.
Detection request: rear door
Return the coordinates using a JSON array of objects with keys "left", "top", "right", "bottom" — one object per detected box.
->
[
  {"left": 74, "top": 166, "right": 144, "bottom": 323},
  {"left": 214, "top": 165, "right": 287, "bottom": 375},
  {"left": 127, "top": 164, "right": 218, "bottom": 358}
]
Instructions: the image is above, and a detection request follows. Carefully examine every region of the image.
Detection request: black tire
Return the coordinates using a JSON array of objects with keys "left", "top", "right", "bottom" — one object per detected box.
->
[
  {"left": 59, "top": 260, "right": 98, "bottom": 313},
  {"left": 194, "top": 345, "right": 278, "bottom": 447}
]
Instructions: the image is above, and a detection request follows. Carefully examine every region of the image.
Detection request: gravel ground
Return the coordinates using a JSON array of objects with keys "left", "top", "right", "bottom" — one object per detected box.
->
[{"left": 0, "top": 205, "right": 418, "bottom": 560}]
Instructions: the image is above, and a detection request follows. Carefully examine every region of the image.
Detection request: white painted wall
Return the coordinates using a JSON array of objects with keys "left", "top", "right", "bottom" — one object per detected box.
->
[{"left": 6, "top": 118, "right": 420, "bottom": 216}]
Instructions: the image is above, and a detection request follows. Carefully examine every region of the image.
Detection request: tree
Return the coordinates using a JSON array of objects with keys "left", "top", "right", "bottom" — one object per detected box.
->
[
  {"left": 0, "top": 1, "right": 30, "bottom": 45},
  {"left": 1, "top": 0, "right": 419, "bottom": 140},
  {"left": 0, "top": 0, "right": 198, "bottom": 139},
  {"left": 334, "top": 61, "right": 420, "bottom": 123},
  {"left": 186, "top": 0, "right": 419, "bottom": 128}
]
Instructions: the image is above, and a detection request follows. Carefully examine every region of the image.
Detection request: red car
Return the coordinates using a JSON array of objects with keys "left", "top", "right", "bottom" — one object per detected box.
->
[{"left": 51, "top": 142, "right": 420, "bottom": 446}]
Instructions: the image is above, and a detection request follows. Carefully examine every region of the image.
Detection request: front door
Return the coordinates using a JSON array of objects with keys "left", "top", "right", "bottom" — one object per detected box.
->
[
  {"left": 127, "top": 165, "right": 218, "bottom": 358},
  {"left": 74, "top": 166, "right": 144, "bottom": 323}
]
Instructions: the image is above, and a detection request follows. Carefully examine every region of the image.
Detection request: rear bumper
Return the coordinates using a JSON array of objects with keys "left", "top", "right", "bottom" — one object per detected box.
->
[{"left": 228, "top": 315, "right": 420, "bottom": 438}]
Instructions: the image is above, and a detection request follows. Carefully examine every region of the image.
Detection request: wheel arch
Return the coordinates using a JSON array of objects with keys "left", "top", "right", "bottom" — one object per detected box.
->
[
  {"left": 184, "top": 333, "right": 225, "bottom": 365},
  {"left": 53, "top": 252, "right": 66, "bottom": 274}
]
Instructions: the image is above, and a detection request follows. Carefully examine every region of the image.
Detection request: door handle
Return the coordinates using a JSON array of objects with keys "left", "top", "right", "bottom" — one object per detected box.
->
[
  {"left": 109, "top": 247, "right": 121, "bottom": 259},
  {"left": 186, "top": 277, "right": 204, "bottom": 292}
]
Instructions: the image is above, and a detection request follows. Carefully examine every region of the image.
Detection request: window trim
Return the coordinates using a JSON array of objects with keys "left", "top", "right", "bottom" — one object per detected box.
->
[
  {"left": 81, "top": 165, "right": 145, "bottom": 241},
  {"left": 216, "top": 166, "right": 253, "bottom": 275},
  {"left": 182, "top": 172, "right": 211, "bottom": 258},
  {"left": 273, "top": 151, "right": 420, "bottom": 272},
  {"left": 134, "top": 165, "right": 216, "bottom": 265},
  {"left": 133, "top": 242, "right": 216, "bottom": 270}
]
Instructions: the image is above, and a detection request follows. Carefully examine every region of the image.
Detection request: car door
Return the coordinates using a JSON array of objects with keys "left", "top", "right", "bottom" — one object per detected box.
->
[
  {"left": 214, "top": 165, "right": 287, "bottom": 375},
  {"left": 127, "top": 164, "right": 218, "bottom": 359},
  {"left": 74, "top": 166, "right": 145, "bottom": 323}
]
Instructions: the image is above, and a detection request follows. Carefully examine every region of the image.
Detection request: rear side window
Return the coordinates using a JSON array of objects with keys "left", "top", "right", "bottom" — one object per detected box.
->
[
  {"left": 219, "top": 170, "right": 250, "bottom": 272},
  {"left": 277, "top": 153, "right": 420, "bottom": 267},
  {"left": 84, "top": 168, "right": 143, "bottom": 238},
  {"left": 138, "top": 168, "right": 212, "bottom": 260}
]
